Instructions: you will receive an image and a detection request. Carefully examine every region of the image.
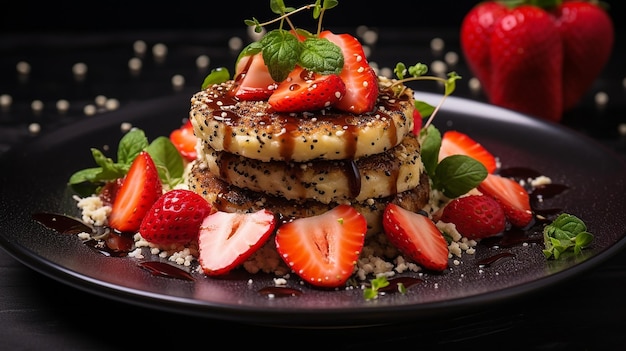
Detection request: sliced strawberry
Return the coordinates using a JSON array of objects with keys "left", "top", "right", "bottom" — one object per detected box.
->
[
  {"left": 268, "top": 66, "right": 346, "bottom": 113},
  {"left": 140, "top": 189, "right": 214, "bottom": 246},
  {"left": 169, "top": 120, "right": 198, "bottom": 162},
  {"left": 231, "top": 53, "right": 277, "bottom": 101},
  {"left": 439, "top": 194, "right": 506, "bottom": 240},
  {"left": 274, "top": 204, "right": 366, "bottom": 288},
  {"left": 198, "top": 209, "right": 276, "bottom": 276},
  {"left": 439, "top": 130, "right": 497, "bottom": 174},
  {"left": 320, "top": 31, "right": 378, "bottom": 114},
  {"left": 108, "top": 151, "right": 163, "bottom": 233},
  {"left": 478, "top": 173, "right": 533, "bottom": 228},
  {"left": 382, "top": 203, "right": 448, "bottom": 271}
]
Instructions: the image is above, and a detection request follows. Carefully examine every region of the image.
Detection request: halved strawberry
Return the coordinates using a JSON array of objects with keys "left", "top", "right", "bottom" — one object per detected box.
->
[
  {"left": 169, "top": 120, "right": 198, "bottom": 162},
  {"left": 140, "top": 189, "right": 214, "bottom": 246},
  {"left": 268, "top": 66, "right": 346, "bottom": 113},
  {"left": 108, "top": 151, "right": 163, "bottom": 233},
  {"left": 478, "top": 173, "right": 533, "bottom": 228},
  {"left": 198, "top": 209, "right": 276, "bottom": 276},
  {"left": 320, "top": 31, "right": 378, "bottom": 114},
  {"left": 382, "top": 203, "right": 449, "bottom": 271},
  {"left": 439, "top": 130, "right": 497, "bottom": 173},
  {"left": 439, "top": 194, "right": 506, "bottom": 240},
  {"left": 274, "top": 204, "right": 366, "bottom": 288},
  {"left": 231, "top": 53, "right": 277, "bottom": 101}
]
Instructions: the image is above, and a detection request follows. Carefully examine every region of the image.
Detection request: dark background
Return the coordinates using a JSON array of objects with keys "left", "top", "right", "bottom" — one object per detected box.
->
[{"left": 2, "top": 0, "right": 625, "bottom": 32}]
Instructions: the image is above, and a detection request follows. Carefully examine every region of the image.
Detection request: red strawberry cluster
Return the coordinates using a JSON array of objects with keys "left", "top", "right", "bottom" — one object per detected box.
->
[
  {"left": 460, "top": 0, "right": 614, "bottom": 122},
  {"left": 437, "top": 130, "right": 533, "bottom": 239},
  {"left": 437, "top": 130, "right": 533, "bottom": 240},
  {"left": 231, "top": 31, "right": 378, "bottom": 114},
  {"left": 382, "top": 130, "right": 534, "bottom": 271}
]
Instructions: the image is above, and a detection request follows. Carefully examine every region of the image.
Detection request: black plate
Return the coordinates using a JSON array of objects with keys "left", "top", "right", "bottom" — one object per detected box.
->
[{"left": 1, "top": 91, "right": 625, "bottom": 328}]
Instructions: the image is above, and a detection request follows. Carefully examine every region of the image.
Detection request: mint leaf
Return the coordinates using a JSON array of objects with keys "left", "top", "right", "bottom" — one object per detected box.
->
[
  {"left": 542, "top": 213, "right": 594, "bottom": 259},
  {"left": 299, "top": 37, "right": 343, "bottom": 75},
  {"left": 68, "top": 128, "right": 186, "bottom": 196},
  {"left": 261, "top": 29, "right": 301, "bottom": 82},
  {"left": 201, "top": 67, "right": 230, "bottom": 90},
  {"left": 68, "top": 148, "right": 128, "bottom": 187},
  {"left": 434, "top": 154, "right": 487, "bottom": 198},
  {"left": 418, "top": 124, "right": 441, "bottom": 179},
  {"left": 117, "top": 129, "right": 149, "bottom": 165},
  {"left": 146, "top": 136, "right": 185, "bottom": 189},
  {"left": 418, "top": 125, "right": 487, "bottom": 198},
  {"left": 414, "top": 100, "right": 435, "bottom": 119}
]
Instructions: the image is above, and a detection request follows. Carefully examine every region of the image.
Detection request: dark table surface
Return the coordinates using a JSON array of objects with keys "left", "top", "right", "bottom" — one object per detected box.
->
[{"left": 1, "top": 25, "right": 625, "bottom": 349}]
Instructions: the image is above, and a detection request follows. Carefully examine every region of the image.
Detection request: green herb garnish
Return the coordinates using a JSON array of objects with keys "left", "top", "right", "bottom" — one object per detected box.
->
[
  {"left": 363, "top": 276, "right": 408, "bottom": 300},
  {"left": 363, "top": 276, "right": 390, "bottom": 300},
  {"left": 543, "top": 213, "right": 594, "bottom": 259},
  {"left": 68, "top": 128, "right": 185, "bottom": 196},
  {"left": 419, "top": 123, "right": 487, "bottom": 198}
]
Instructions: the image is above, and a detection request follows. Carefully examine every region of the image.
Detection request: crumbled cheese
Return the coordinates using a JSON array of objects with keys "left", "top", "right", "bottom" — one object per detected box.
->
[
  {"left": 531, "top": 175, "right": 552, "bottom": 187},
  {"left": 74, "top": 195, "right": 111, "bottom": 227}
]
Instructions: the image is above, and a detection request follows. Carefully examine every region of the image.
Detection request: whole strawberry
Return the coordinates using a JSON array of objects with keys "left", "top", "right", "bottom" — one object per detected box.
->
[
  {"left": 440, "top": 195, "right": 506, "bottom": 240},
  {"left": 460, "top": 0, "right": 614, "bottom": 122},
  {"left": 140, "top": 189, "right": 213, "bottom": 245}
]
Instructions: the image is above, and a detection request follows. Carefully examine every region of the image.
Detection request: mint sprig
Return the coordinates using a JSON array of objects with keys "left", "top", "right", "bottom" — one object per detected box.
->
[
  {"left": 241, "top": 0, "right": 344, "bottom": 82},
  {"left": 418, "top": 124, "right": 487, "bottom": 198},
  {"left": 543, "top": 213, "right": 594, "bottom": 259},
  {"left": 68, "top": 128, "right": 185, "bottom": 196}
]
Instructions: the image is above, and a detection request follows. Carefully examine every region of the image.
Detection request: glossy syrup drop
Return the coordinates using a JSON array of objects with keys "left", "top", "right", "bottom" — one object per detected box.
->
[
  {"left": 32, "top": 212, "right": 93, "bottom": 235},
  {"left": 139, "top": 261, "right": 195, "bottom": 281},
  {"left": 476, "top": 252, "right": 515, "bottom": 268},
  {"left": 258, "top": 286, "right": 303, "bottom": 297}
]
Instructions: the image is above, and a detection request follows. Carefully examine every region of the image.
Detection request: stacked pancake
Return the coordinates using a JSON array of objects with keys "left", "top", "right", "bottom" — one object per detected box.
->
[{"left": 187, "top": 77, "right": 431, "bottom": 235}]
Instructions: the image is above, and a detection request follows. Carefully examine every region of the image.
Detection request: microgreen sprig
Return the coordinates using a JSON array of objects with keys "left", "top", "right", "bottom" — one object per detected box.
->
[
  {"left": 245, "top": 0, "right": 339, "bottom": 35},
  {"left": 363, "top": 276, "right": 407, "bottom": 300},
  {"left": 391, "top": 62, "right": 462, "bottom": 130}
]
